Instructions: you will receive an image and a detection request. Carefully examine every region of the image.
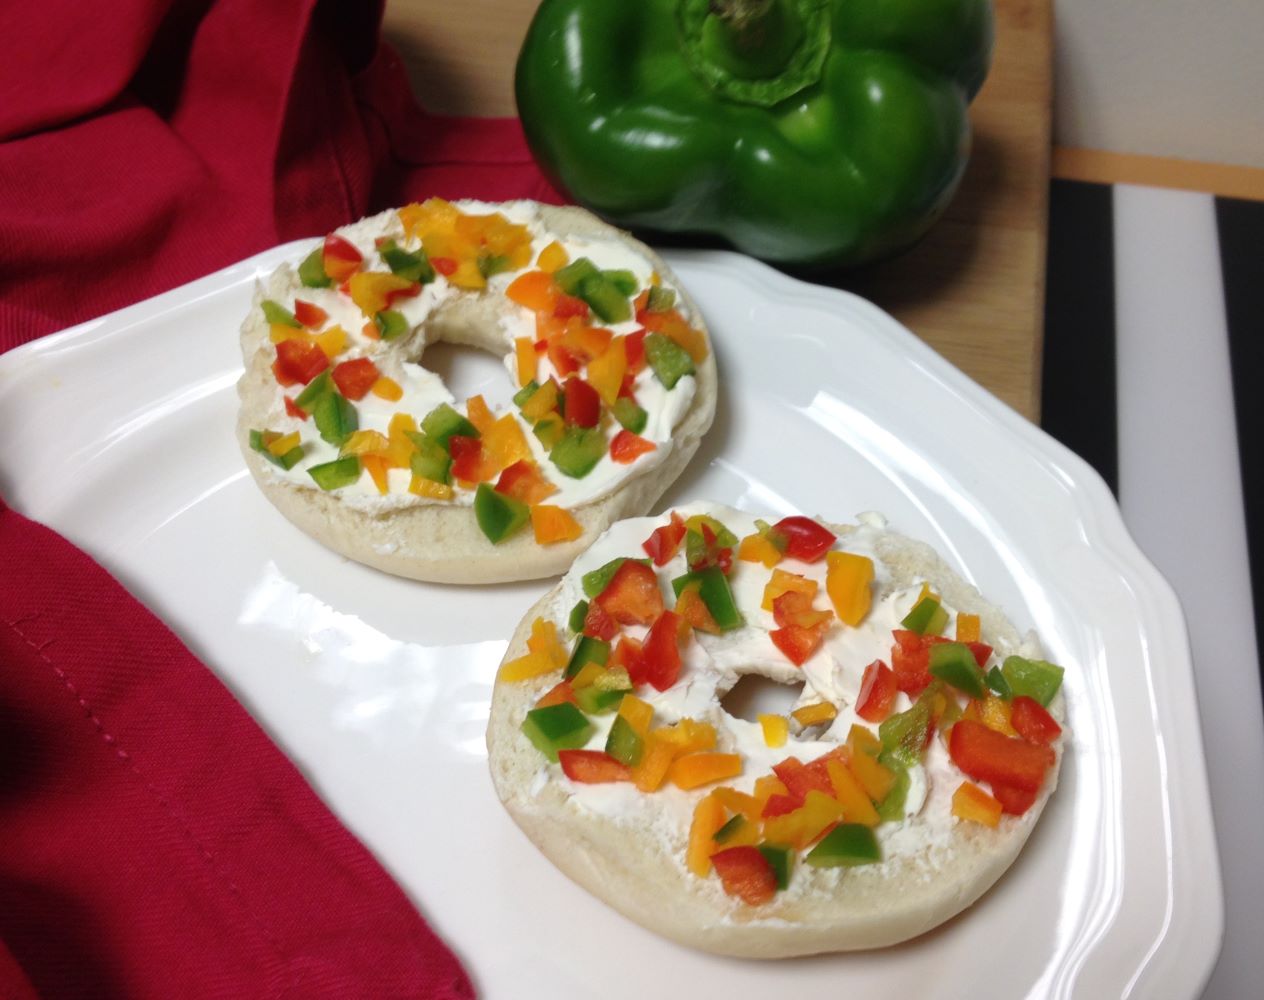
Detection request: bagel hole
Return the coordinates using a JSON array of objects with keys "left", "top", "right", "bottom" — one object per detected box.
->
[
  {"left": 720, "top": 674, "right": 804, "bottom": 723},
  {"left": 422, "top": 342, "right": 516, "bottom": 409}
]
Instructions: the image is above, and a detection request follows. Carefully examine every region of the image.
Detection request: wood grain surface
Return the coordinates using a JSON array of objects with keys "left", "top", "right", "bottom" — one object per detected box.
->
[{"left": 383, "top": 0, "right": 1051, "bottom": 421}]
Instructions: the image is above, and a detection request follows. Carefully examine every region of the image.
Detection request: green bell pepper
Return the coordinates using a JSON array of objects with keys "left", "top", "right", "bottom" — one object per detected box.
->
[
  {"left": 550, "top": 426, "right": 606, "bottom": 479},
  {"left": 671, "top": 567, "right": 744, "bottom": 630},
  {"left": 308, "top": 456, "right": 361, "bottom": 491},
  {"left": 612, "top": 397, "right": 648, "bottom": 435},
  {"left": 757, "top": 843, "right": 793, "bottom": 890},
  {"left": 261, "top": 300, "right": 300, "bottom": 328},
  {"left": 516, "top": 0, "right": 992, "bottom": 268},
  {"left": 421, "top": 403, "right": 479, "bottom": 449},
  {"left": 605, "top": 713, "right": 645, "bottom": 766},
  {"left": 568, "top": 600, "right": 590, "bottom": 633},
  {"left": 564, "top": 634, "right": 612, "bottom": 679},
  {"left": 805, "top": 823, "right": 881, "bottom": 867},
  {"left": 1001, "top": 655, "right": 1064, "bottom": 707},
  {"left": 928, "top": 641, "right": 986, "bottom": 699},
  {"left": 298, "top": 246, "right": 331, "bottom": 288},
  {"left": 473, "top": 483, "right": 530, "bottom": 543},
  {"left": 521, "top": 702, "right": 594, "bottom": 762}
]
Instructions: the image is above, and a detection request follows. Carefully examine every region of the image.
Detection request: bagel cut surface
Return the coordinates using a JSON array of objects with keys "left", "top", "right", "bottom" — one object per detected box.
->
[
  {"left": 237, "top": 200, "right": 716, "bottom": 583},
  {"left": 487, "top": 503, "right": 1067, "bottom": 956}
]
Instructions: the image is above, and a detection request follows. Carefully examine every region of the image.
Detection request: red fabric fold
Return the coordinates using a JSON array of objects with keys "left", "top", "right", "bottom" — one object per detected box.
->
[{"left": 0, "top": 0, "right": 562, "bottom": 995}]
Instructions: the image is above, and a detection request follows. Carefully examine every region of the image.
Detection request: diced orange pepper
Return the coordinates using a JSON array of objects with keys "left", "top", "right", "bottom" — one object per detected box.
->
[
  {"left": 738, "top": 533, "right": 782, "bottom": 568},
  {"left": 495, "top": 460, "right": 558, "bottom": 504},
  {"left": 515, "top": 337, "right": 537, "bottom": 387},
  {"left": 713, "top": 786, "right": 762, "bottom": 822},
  {"left": 759, "top": 714, "right": 789, "bottom": 748},
  {"left": 825, "top": 551, "right": 875, "bottom": 626},
  {"left": 687, "top": 793, "right": 728, "bottom": 877},
  {"left": 534, "top": 680, "right": 577, "bottom": 708},
  {"left": 791, "top": 702, "right": 838, "bottom": 728},
  {"left": 965, "top": 694, "right": 1018, "bottom": 737},
  {"left": 761, "top": 569, "right": 817, "bottom": 612},
  {"left": 314, "top": 325, "right": 348, "bottom": 359},
  {"left": 847, "top": 723, "right": 883, "bottom": 758},
  {"left": 505, "top": 270, "right": 557, "bottom": 312},
  {"left": 952, "top": 781, "right": 1003, "bottom": 828},
  {"left": 361, "top": 455, "right": 390, "bottom": 494},
  {"left": 761, "top": 789, "right": 845, "bottom": 849},
  {"left": 586, "top": 336, "right": 627, "bottom": 406},
  {"left": 617, "top": 694, "right": 653, "bottom": 737},
  {"left": 654, "top": 718, "right": 717, "bottom": 755},
  {"left": 479, "top": 414, "right": 531, "bottom": 478},
  {"left": 752, "top": 774, "right": 789, "bottom": 812},
  {"left": 408, "top": 475, "right": 453, "bottom": 500},
  {"left": 825, "top": 759, "right": 880, "bottom": 827},
  {"left": 630, "top": 736, "right": 675, "bottom": 792},
  {"left": 340, "top": 430, "right": 390, "bottom": 457},
  {"left": 399, "top": 198, "right": 459, "bottom": 238},
  {"left": 559, "top": 320, "right": 612, "bottom": 363},
  {"left": 530, "top": 504, "right": 583, "bottom": 544},
  {"left": 956, "top": 613, "right": 981, "bottom": 643},
  {"left": 385, "top": 413, "right": 418, "bottom": 467},
  {"left": 520, "top": 379, "right": 560, "bottom": 422},
  {"left": 843, "top": 746, "right": 895, "bottom": 802},
  {"left": 461, "top": 395, "right": 492, "bottom": 435},
  {"left": 498, "top": 649, "right": 560, "bottom": 682},
  {"left": 641, "top": 309, "right": 709, "bottom": 362},
  {"left": 371, "top": 376, "right": 403, "bottom": 401},
  {"left": 675, "top": 581, "right": 720, "bottom": 635},
  {"left": 537, "top": 240, "right": 568, "bottom": 273},
  {"left": 668, "top": 753, "right": 743, "bottom": 790},
  {"left": 525, "top": 617, "right": 568, "bottom": 669}
]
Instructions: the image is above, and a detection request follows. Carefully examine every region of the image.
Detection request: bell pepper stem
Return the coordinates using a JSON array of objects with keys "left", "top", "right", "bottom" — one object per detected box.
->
[{"left": 704, "top": 0, "right": 802, "bottom": 79}]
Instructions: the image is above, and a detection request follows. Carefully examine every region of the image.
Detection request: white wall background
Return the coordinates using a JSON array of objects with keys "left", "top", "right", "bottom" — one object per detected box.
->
[{"left": 1054, "top": 0, "right": 1264, "bottom": 168}]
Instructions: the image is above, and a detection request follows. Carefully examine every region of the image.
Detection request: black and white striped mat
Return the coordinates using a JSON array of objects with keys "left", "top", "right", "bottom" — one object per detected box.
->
[{"left": 1043, "top": 180, "right": 1262, "bottom": 999}]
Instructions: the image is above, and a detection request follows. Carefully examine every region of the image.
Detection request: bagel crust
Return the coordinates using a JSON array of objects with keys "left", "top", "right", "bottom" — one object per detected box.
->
[
  {"left": 487, "top": 503, "right": 1067, "bottom": 957},
  {"left": 237, "top": 201, "right": 716, "bottom": 583}
]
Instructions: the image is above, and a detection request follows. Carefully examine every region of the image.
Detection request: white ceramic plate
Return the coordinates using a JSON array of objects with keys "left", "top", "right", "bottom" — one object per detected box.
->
[{"left": 0, "top": 243, "right": 1223, "bottom": 998}]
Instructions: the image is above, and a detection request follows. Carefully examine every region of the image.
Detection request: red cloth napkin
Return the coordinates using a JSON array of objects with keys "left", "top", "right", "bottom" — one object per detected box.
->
[{"left": 0, "top": 0, "right": 561, "bottom": 996}]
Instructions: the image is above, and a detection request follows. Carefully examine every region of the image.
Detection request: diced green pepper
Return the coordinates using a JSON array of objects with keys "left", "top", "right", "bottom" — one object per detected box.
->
[
  {"left": 407, "top": 433, "right": 452, "bottom": 484},
  {"left": 421, "top": 403, "right": 480, "bottom": 449},
  {"left": 1001, "top": 656, "right": 1064, "bottom": 707},
  {"left": 878, "top": 691, "right": 934, "bottom": 768},
  {"left": 249, "top": 430, "right": 304, "bottom": 470},
  {"left": 554, "top": 257, "right": 601, "bottom": 296},
  {"left": 381, "top": 243, "right": 435, "bottom": 284},
  {"left": 605, "top": 713, "right": 645, "bottom": 766},
  {"left": 298, "top": 246, "right": 331, "bottom": 288},
  {"left": 713, "top": 815, "right": 747, "bottom": 844},
  {"left": 261, "top": 300, "right": 300, "bottom": 327},
  {"left": 754, "top": 518, "right": 789, "bottom": 552},
  {"left": 521, "top": 702, "right": 593, "bottom": 762},
  {"left": 568, "top": 600, "right": 590, "bottom": 633},
  {"left": 294, "top": 370, "right": 331, "bottom": 413},
  {"left": 550, "top": 426, "right": 606, "bottom": 479},
  {"left": 928, "top": 642, "right": 987, "bottom": 700},
  {"left": 533, "top": 413, "right": 565, "bottom": 450},
  {"left": 805, "top": 823, "right": 881, "bottom": 867},
  {"left": 986, "top": 665, "right": 1013, "bottom": 700},
  {"left": 578, "top": 273, "right": 631, "bottom": 323},
  {"left": 308, "top": 456, "right": 361, "bottom": 491},
  {"left": 671, "top": 567, "right": 744, "bottom": 630},
  {"left": 564, "top": 634, "right": 611, "bottom": 679},
  {"left": 901, "top": 594, "right": 948, "bottom": 636},
  {"left": 478, "top": 253, "right": 512, "bottom": 278},
  {"left": 313, "top": 391, "right": 357, "bottom": 446},
  {"left": 646, "top": 285, "right": 676, "bottom": 311},
  {"left": 513, "top": 380, "right": 540, "bottom": 407},
  {"left": 876, "top": 765, "right": 911, "bottom": 822},
  {"left": 611, "top": 397, "right": 648, "bottom": 434},
  {"left": 473, "top": 483, "right": 529, "bottom": 544},
  {"left": 604, "top": 269, "right": 638, "bottom": 297},
  {"left": 575, "top": 685, "right": 629, "bottom": 714},
  {"left": 644, "top": 332, "right": 694, "bottom": 389},
  {"left": 374, "top": 309, "right": 409, "bottom": 341},
  {"left": 757, "top": 844, "right": 793, "bottom": 890}
]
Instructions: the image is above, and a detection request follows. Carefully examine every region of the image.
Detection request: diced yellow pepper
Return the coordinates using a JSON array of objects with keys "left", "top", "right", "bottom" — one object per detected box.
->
[
  {"left": 515, "top": 337, "right": 537, "bottom": 387},
  {"left": 952, "top": 781, "right": 1002, "bottom": 828},
  {"left": 408, "top": 475, "right": 453, "bottom": 500},
  {"left": 713, "top": 815, "right": 761, "bottom": 849},
  {"left": 762, "top": 790, "right": 845, "bottom": 849},
  {"left": 687, "top": 792, "right": 727, "bottom": 876},
  {"left": 631, "top": 734, "right": 676, "bottom": 792},
  {"left": 570, "top": 662, "right": 606, "bottom": 690},
  {"left": 537, "top": 240, "right": 568, "bottom": 273},
  {"left": 791, "top": 702, "right": 838, "bottom": 728},
  {"left": 525, "top": 617, "right": 568, "bottom": 669},
  {"left": 668, "top": 752, "right": 743, "bottom": 790},
  {"left": 386, "top": 413, "right": 418, "bottom": 467},
  {"left": 655, "top": 718, "right": 717, "bottom": 755},
  {"left": 399, "top": 198, "right": 459, "bottom": 239},
  {"left": 269, "top": 322, "right": 307, "bottom": 345},
  {"left": 340, "top": 429, "right": 390, "bottom": 457},
  {"left": 713, "top": 786, "right": 762, "bottom": 822},
  {"left": 966, "top": 694, "right": 1018, "bottom": 737},
  {"left": 825, "top": 550, "right": 874, "bottom": 626},
  {"left": 362, "top": 455, "right": 390, "bottom": 494},
  {"left": 617, "top": 694, "right": 653, "bottom": 737},
  {"left": 585, "top": 336, "right": 627, "bottom": 406},
  {"left": 463, "top": 395, "right": 494, "bottom": 435},
  {"left": 315, "top": 325, "right": 348, "bottom": 359},
  {"left": 347, "top": 272, "right": 418, "bottom": 317},
  {"left": 844, "top": 747, "right": 895, "bottom": 802},
  {"left": 520, "top": 380, "right": 559, "bottom": 422},
  {"left": 956, "top": 613, "right": 981, "bottom": 643},
  {"left": 371, "top": 376, "right": 403, "bottom": 401},
  {"left": 738, "top": 533, "right": 782, "bottom": 568},
  {"left": 846, "top": 723, "right": 883, "bottom": 758},
  {"left": 752, "top": 774, "right": 789, "bottom": 813},
  {"left": 481, "top": 414, "right": 531, "bottom": 477},
  {"left": 761, "top": 569, "right": 818, "bottom": 612},
  {"left": 265, "top": 431, "right": 300, "bottom": 458},
  {"left": 759, "top": 713, "right": 788, "bottom": 748},
  {"left": 498, "top": 650, "right": 559, "bottom": 682},
  {"left": 825, "top": 759, "right": 880, "bottom": 827}
]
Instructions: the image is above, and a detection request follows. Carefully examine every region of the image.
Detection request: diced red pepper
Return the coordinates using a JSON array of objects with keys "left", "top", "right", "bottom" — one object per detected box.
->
[
  {"left": 992, "top": 782, "right": 1039, "bottom": 816},
  {"left": 948, "top": 720, "right": 1055, "bottom": 794},
  {"left": 273, "top": 338, "right": 329, "bottom": 386},
  {"left": 643, "top": 512, "right": 687, "bottom": 566},
  {"left": 582, "top": 599, "right": 618, "bottom": 641},
  {"left": 761, "top": 794, "right": 802, "bottom": 819},
  {"left": 641, "top": 610, "right": 683, "bottom": 691},
  {"left": 770, "top": 622, "right": 828, "bottom": 666},
  {"left": 1010, "top": 696, "right": 1063, "bottom": 746},
  {"left": 449, "top": 435, "right": 484, "bottom": 482},
  {"left": 535, "top": 680, "right": 578, "bottom": 709},
  {"left": 617, "top": 374, "right": 637, "bottom": 399},
  {"left": 495, "top": 460, "right": 557, "bottom": 505},
  {"left": 322, "top": 234, "right": 363, "bottom": 282},
  {"left": 558, "top": 750, "right": 632, "bottom": 784},
  {"left": 710, "top": 846, "right": 777, "bottom": 906},
  {"left": 625, "top": 329, "right": 647, "bottom": 373},
  {"left": 771, "top": 516, "right": 837, "bottom": 562},
  {"left": 284, "top": 396, "right": 308, "bottom": 421},
  {"left": 331, "top": 357, "right": 381, "bottom": 401},
  {"left": 431, "top": 257, "right": 457, "bottom": 276},
  {"left": 553, "top": 293, "right": 589, "bottom": 318},
  {"left": 596, "top": 560, "right": 664, "bottom": 626},
  {"left": 967, "top": 641, "right": 993, "bottom": 667},
  {"left": 890, "top": 629, "right": 933, "bottom": 696},
  {"left": 563, "top": 377, "right": 601, "bottom": 428},
  {"left": 293, "top": 299, "right": 328, "bottom": 328},
  {"left": 610, "top": 636, "right": 647, "bottom": 687},
  {"left": 772, "top": 756, "right": 833, "bottom": 805},
  {"left": 856, "top": 660, "right": 898, "bottom": 722},
  {"left": 610, "top": 430, "right": 656, "bottom": 464},
  {"left": 547, "top": 338, "right": 582, "bottom": 378},
  {"left": 771, "top": 590, "right": 832, "bottom": 629}
]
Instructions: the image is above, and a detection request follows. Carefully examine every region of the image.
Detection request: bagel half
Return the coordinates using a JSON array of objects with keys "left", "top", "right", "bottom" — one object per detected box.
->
[
  {"left": 487, "top": 503, "right": 1067, "bottom": 957},
  {"left": 237, "top": 201, "right": 716, "bottom": 583}
]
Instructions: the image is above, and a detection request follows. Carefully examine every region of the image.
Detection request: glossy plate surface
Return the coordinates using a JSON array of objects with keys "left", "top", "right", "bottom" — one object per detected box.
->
[{"left": 0, "top": 244, "right": 1223, "bottom": 997}]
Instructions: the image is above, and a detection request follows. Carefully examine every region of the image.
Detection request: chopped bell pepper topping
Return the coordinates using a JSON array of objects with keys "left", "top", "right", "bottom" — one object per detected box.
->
[
  {"left": 791, "top": 702, "right": 837, "bottom": 728},
  {"left": 855, "top": 660, "right": 897, "bottom": 722},
  {"left": 671, "top": 567, "right": 743, "bottom": 631},
  {"left": 929, "top": 642, "right": 988, "bottom": 699},
  {"left": 643, "top": 332, "right": 694, "bottom": 388},
  {"left": 564, "top": 634, "right": 612, "bottom": 680},
  {"left": 770, "top": 516, "right": 836, "bottom": 562},
  {"left": 805, "top": 823, "right": 881, "bottom": 868},
  {"left": 1001, "top": 655, "right": 1065, "bottom": 707},
  {"left": 473, "top": 482, "right": 529, "bottom": 543},
  {"left": 759, "top": 714, "right": 788, "bottom": 748},
  {"left": 298, "top": 246, "right": 332, "bottom": 287},
  {"left": 308, "top": 456, "right": 360, "bottom": 491},
  {"left": 952, "top": 781, "right": 1003, "bottom": 827},
  {"left": 825, "top": 550, "right": 874, "bottom": 625},
  {"left": 550, "top": 425, "right": 605, "bottom": 478},
  {"left": 522, "top": 703, "right": 593, "bottom": 762},
  {"left": 1010, "top": 695, "right": 1062, "bottom": 745},
  {"left": 668, "top": 752, "right": 743, "bottom": 790},
  {"left": 642, "top": 512, "right": 687, "bottom": 566},
  {"left": 530, "top": 504, "right": 582, "bottom": 544},
  {"left": 711, "top": 846, "right": 778, "bottom": 905},
  {"left": 948, "top": 720, "right": 1055, "bottom": 793}
]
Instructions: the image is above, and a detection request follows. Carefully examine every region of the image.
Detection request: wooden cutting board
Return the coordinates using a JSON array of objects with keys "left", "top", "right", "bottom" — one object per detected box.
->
[{"left": 383, "top": 0, "right": 1052, "bottom": 421}]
